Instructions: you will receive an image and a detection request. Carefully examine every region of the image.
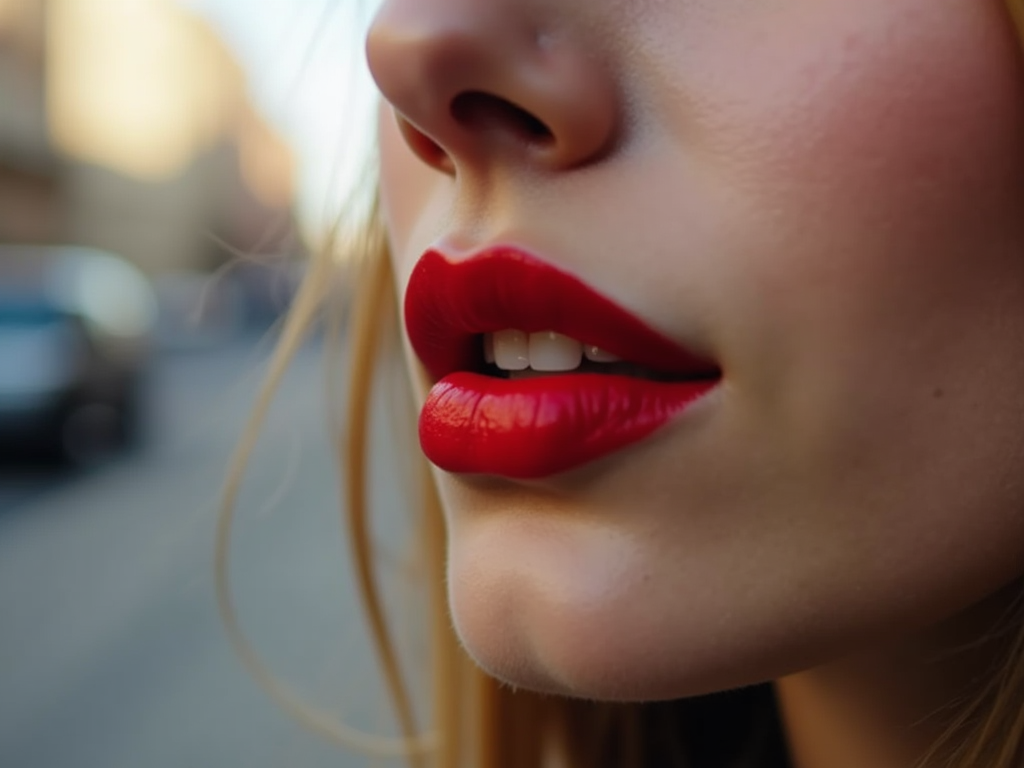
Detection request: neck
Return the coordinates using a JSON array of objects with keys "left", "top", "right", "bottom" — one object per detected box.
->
[{"left": 775, "top": 582, "right": 1022, "bottom": 768}]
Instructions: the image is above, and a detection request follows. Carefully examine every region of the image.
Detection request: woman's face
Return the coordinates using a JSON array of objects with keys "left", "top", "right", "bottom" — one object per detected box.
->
[{"left": 368, "top": 0, "right": 1024, "bottom": 700}]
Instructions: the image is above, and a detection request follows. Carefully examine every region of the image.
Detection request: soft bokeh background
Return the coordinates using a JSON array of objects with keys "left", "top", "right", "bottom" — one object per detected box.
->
[{"left": 0, "top": 2, "right": 424, "bottom": 766}]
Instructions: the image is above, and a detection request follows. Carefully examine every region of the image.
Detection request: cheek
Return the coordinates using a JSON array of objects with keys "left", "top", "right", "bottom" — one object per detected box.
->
[
  {"left": 623, "top": 0, "right": 1024, "bottom": 385},
  {"left": 667, "top": 0, "right": 1024, "bottom": 389},
  {"left": 661, "top": 0, "right": 1024, "bottom": 217},
  {"left": 687, "top": 2, "right": 1024, "bottom": 617}
]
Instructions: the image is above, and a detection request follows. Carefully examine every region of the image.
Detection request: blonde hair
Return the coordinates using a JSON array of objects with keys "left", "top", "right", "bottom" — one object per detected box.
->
[{"left": 218, "top": 4, "right": 1024, "bottom": 765}]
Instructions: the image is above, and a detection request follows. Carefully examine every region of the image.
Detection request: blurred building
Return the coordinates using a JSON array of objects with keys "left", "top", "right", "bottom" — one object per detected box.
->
[
  {"left": 0, "top": 0, "right": 60, "bottom": 243},
  {"left": 0, "top": 0, "right": 302, "bottom": 274}
]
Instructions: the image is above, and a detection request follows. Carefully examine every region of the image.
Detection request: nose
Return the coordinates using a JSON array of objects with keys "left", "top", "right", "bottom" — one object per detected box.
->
[{"left": 366, "top": 0, "right": 620, "bottom": 175}]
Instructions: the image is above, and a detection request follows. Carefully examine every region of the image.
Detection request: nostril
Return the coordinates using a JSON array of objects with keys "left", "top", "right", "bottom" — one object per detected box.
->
[
  {"left": 397, "top": 116, "right": 455, "bottom": 174},
  {"left": 450, "top": 91, "right": 555, "bottom": 147}
]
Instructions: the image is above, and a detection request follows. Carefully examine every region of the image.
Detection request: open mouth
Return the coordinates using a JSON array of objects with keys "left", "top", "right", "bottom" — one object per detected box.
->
[
  {"left": 476, "top": 330, "right": 712, "bottom": 382},
  {"left": 404, "top": 247, "right": 721, "bottom": 479}
]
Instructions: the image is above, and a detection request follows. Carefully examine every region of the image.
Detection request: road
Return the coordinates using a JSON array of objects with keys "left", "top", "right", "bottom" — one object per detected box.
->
[{"left": 0, "top": 334, "right": 426, "bottom": 768}]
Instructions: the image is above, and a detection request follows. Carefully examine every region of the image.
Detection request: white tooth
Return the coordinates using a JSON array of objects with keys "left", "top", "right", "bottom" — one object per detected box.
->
[
  {"left": 494, "top": 329, "right": 530, "bottom": 370},
  {"left": 584, "top": 345, "right": 622, "bottom": 363},
  {"left": 529, "top": 331, "right": 584, "bottom": 372},
  {"left": 483, "top": 333, "right": 495, "bottom": 364}
]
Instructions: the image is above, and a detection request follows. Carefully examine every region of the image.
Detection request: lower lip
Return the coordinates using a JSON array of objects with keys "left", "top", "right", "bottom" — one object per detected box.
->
[{"left": 418, "top": 372, "right": 718, "bottom": 479}]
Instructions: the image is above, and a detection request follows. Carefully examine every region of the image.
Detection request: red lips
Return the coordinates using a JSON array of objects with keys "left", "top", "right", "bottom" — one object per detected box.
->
[{"left": 404, "top": 247, "right": 720, "bottom": 478}]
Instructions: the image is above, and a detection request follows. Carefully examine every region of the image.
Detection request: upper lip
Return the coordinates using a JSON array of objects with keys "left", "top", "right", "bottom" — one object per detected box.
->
[{"left": 404, "top": 246, "right": 719, "bottom": 382}]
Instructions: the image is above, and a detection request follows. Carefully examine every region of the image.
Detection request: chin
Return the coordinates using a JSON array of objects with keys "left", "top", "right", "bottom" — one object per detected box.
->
[
  {"left": 448, "top": 570, "right": 786, "bottom": 702},
  {"left": 444, "top": 512, "right": 796, "bottom": 703}
]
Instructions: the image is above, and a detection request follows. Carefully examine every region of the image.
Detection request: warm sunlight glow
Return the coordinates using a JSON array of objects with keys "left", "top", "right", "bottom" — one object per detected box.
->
[{"left": 47, "top": 0, "right": 243, "bottom": 181}]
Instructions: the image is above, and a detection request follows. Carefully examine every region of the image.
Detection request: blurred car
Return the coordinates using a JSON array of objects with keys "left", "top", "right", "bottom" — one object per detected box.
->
[{"left": 0, "top": 245, "right": 157, "bottom": 463}]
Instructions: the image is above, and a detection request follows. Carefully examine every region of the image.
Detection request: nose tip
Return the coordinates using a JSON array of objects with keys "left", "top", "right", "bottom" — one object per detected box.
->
[{"left": 366, "top": 0, "right": 620, "bottom": 173}]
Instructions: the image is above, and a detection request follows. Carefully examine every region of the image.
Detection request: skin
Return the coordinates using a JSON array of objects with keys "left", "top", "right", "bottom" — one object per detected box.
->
[{"left": 368, "top": 0, "right": 1024, "bottom": 764}]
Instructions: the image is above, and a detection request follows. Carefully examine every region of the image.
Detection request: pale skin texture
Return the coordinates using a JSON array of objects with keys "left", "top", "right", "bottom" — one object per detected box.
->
[{"left": 367, "top": 1, "right": 1024, "bottom": 766}]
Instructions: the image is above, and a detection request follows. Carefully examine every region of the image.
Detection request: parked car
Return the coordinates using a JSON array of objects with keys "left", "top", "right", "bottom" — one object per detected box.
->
[{"left": 0, "top": 245, "right": 157, "bottom": 463}]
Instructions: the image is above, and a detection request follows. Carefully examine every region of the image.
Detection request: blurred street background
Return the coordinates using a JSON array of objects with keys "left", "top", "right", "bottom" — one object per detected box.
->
[{"left": 0, "top": 1, "right": 418, "bottom": 766}]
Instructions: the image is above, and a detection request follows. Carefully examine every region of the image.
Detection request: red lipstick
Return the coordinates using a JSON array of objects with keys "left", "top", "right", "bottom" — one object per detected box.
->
[{"left": 404, "top": 247, "right": 719, "bottom": 479}]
